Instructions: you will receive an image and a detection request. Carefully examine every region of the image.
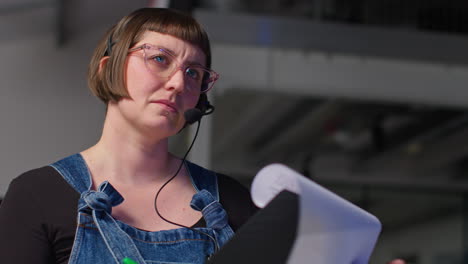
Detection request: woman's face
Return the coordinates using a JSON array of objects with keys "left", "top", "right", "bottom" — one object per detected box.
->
[{"left": 114, "top": 31, "right": 206, "bottom": 138}]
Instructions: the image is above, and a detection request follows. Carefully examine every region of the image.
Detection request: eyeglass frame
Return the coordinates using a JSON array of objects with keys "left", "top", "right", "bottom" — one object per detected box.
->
[{"left": 128, "top": 43, "right": 219, "bottom": 94}]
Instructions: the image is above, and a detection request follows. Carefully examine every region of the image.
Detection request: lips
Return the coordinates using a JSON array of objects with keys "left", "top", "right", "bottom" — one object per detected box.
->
[{"left": 150, "top": 100, "right": 178, "bottom": 113}]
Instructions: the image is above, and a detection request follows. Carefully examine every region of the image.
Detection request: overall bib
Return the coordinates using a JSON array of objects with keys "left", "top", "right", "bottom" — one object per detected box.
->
[{"left": 50, "top": 154, "right": 235, "bottom": 264}]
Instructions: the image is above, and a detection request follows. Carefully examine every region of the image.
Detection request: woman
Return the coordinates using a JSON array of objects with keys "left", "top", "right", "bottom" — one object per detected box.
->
[
  {"left": 0, "top": 7, "right": 406, "bottom": 264},
  {"left": 0, "top": 8, "right": 256, "bottom": 264}
]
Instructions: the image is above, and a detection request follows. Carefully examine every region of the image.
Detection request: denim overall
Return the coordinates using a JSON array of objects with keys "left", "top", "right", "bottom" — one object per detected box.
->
[{"left": 50, "top": 153, "right": 235, "bottom": 264}]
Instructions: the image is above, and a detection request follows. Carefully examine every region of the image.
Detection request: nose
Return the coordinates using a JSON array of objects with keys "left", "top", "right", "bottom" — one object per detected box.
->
[{"left": 164, "top": 68, "right": 186, "bottom": 93}]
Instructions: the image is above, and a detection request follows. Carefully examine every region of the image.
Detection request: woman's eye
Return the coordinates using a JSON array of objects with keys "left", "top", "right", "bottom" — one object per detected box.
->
[
  {"left": 152, "top": 55, "right": 166, "bottom": 64},
  {"left": 185, "top": 68, "right": 200, "bottom": 79},
  {"left": 148, "top": 51, "right": 172, "bottom": 65}
]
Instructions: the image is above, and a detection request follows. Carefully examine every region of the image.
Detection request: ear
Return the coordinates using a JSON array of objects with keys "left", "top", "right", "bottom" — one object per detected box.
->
[{"left": 98, "top": 56, "right": 110, "bottom": 74}]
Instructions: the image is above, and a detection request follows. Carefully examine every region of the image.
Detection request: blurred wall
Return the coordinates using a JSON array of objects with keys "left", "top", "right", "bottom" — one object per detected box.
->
[
  {"left": 0, "top": 27, "right": 106, "bottom": 195},
  {"left": 0, "top": 0, "right": 146, "bottom": 196}
]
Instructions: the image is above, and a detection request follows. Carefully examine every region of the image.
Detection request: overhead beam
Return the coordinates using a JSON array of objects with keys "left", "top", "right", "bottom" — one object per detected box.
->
[
  {"left": 197, "top": 10, "right": 468, "bottom": 108},
  {"left": 195, "top": 9, "right": 468, "bottom": 65},
  {"left": 210, "top": 42, "right": 468, "bottom": 108}
]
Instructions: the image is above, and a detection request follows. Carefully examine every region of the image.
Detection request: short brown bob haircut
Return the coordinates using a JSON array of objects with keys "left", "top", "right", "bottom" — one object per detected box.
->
[{"left": 88, "top": 8, "right": 212, "bottom": 103}]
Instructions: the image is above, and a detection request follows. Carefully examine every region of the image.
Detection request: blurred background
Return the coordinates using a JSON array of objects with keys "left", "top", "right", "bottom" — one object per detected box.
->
[{"left": 1, "top": 0, "right": 468, "bottom": 263}]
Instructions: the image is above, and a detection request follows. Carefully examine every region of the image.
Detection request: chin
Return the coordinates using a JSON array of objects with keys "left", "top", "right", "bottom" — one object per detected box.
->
[{"left": 143, "top": 118, "right": 183, "bottom": 136}]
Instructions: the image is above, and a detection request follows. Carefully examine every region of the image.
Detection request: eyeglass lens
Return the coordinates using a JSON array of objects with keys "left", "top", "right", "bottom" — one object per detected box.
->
[{"left": 143, "top": 47, "right": 214, "bottom": 93}]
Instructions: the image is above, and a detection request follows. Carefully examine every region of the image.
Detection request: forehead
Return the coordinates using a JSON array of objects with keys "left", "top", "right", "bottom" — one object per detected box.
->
[{"left": 136, "top": 31, "right": 206, "bottom": 65}]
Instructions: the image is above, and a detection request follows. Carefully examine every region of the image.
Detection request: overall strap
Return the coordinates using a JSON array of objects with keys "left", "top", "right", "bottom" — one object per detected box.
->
[
  {"left": 83, "top": 182, "right": 147, "bottom": 264},
  {"left": 49, "top": 154, "right": 147, "bottom": 264},
  {"left": 185, "top": 161, "right": 219, "bottom": 201},
  {"left": 186, "top": 161, "right": 235, "bottom": 248}
]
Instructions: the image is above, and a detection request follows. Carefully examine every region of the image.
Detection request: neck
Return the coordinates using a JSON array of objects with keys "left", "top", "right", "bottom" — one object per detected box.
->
[{"left": 82, "top": 107, "right": 181, "bottom": 186}]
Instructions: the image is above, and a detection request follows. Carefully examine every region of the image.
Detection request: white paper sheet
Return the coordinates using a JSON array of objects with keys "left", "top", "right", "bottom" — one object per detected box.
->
[{"left": 251, "top": 164, "right": 382, "bottom": 264}]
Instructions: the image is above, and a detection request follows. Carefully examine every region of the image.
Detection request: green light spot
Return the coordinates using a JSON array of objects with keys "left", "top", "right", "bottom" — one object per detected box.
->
[{"left": 122, "top": 257, "right": 138, "bottom": 264}]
